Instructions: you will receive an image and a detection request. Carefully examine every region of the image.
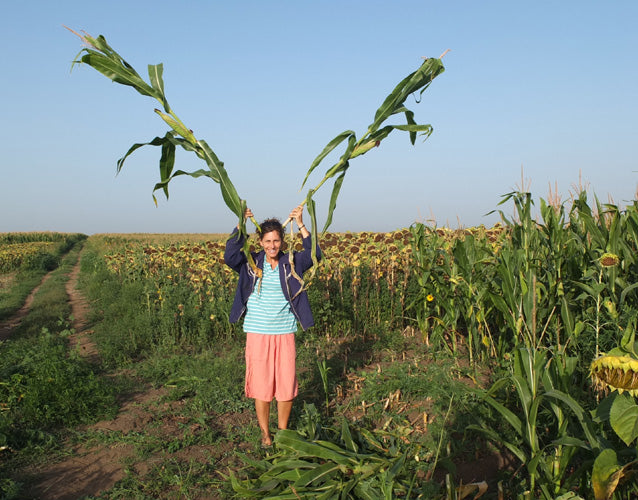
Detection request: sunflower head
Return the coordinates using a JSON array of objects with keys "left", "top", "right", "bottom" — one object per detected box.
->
[
  {"left": 599, "top": 253, "right": 620, "bottom": 268},
  {"left": 590, "top": 354, "right": 638, "bottom": 396}
]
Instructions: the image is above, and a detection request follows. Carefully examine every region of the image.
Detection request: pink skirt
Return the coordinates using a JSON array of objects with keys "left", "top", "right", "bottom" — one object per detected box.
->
[{"left": 245, "top": 332, "right": 298, "bottom": 402}]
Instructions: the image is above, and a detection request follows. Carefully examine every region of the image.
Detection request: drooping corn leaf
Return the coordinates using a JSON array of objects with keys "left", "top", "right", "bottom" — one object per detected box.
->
[
  {"left": 299, "top": 57, "right": 444, "bottom": 232},
  {"left": 148, "top": 63, "right": 170, "bottom": 112},
  {"left": 300, "top": 130, "right": 355, "bottom": 189},
  {"left": 70, "top": 30, "right": 160, "bottom": 102},
  {"left": 323, "top": 169, "right": 347, "bottom": 232}
]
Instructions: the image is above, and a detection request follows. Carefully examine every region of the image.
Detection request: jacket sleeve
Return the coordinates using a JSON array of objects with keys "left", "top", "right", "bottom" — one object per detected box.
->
[{"left": 224, "top": 228, "right": 247, "bottom": 272}]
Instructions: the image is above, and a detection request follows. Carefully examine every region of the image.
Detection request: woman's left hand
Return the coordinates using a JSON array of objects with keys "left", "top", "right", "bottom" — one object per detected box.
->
[
  {"left": 289, "top": 205, "right": 304, "bottom": 227},
  {"left": 289, "top": 205, "right": 309, "bottom": 236}
]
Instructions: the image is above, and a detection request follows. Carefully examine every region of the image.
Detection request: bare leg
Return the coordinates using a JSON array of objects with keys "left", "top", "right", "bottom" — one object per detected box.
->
[
  {"left": 277, "top": 400, "right": 293, "bottom": 430},
  {"left": 255, "top": 399, "right": 272, "bottom": 445}
]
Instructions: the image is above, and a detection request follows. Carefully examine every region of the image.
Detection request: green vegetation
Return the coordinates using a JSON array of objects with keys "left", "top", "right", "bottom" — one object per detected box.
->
[
  {"left": 0, "top": 232, "right": 87, "bottom": 320},
  {"left": 0, "top": 240, "right": 117, "bottom": 497},
  {"left": 2, "top": 187, "right": 638, "bottom": 498}
]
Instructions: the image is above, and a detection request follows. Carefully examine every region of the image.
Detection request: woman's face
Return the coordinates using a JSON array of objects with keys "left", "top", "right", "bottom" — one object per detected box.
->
[{"left": 260, "top": 230, "right": 282, "bottom": 261}]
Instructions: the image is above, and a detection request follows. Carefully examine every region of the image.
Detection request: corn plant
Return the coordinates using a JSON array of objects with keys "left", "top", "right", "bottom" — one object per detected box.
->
[
  {"left": 450, "top": 233, "right": 497, "bottom": 363},
  {"left": 230, "top": 411, "right": 415, "bottom": 498},
  {"left": 469, "top": 347, "right": 600, "bottom": 498},
  {"left": 231, "top": 402, "right": 484, "bottom": 499},
  {"left": 537, "top": 197, "right": 586, "bottom": 352},
  {"left": 68, "top": 28, "right": 445, "bottom": 281},
  {"left": 294, "top": 55, "right": 445, "bottom": 233}
]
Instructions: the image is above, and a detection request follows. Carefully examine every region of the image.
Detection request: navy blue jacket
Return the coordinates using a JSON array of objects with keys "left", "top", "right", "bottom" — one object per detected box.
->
[{"left": 224, "top": 228, "right": 321, "bottom": 331}]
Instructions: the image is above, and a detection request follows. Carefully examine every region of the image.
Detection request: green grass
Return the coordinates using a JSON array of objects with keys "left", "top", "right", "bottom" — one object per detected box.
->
[
  {"left": 136, "top": 346, "right": 252, "bottom": 415},
  {"left": 0, "top": 233, "right": 87, "bottom": 321},
  {"left": 0, "top": 269, "right": 47, "bottom": 321}
]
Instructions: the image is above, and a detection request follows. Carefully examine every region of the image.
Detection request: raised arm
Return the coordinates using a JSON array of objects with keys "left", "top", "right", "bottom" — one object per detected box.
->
[{"left": 224, "top": 207, "right": 253, "bottom": 272}]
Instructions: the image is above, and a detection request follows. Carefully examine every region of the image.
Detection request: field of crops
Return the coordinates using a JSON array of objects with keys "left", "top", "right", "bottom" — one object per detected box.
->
[
  {"left": 2, "top": 190, "right": 638, "bottom": 498},
  {"left": 0, "top": 232, "right": 86, "bottom": 274}
]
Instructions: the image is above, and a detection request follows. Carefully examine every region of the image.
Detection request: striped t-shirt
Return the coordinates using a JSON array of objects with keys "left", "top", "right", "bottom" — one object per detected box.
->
[{"left": 243, "top": 260, "right": 297, "bottom": 334}]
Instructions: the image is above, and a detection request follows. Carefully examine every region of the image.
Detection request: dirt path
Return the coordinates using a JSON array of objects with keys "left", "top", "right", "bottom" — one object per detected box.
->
[
  {"left": 22, "top": 387, "right": 170, "bottom": 500},
  {"left": 10, "top": 252, "right": 171, "bottom": 499},
  {"left": 0, "top": 272, "right": 54, "bottom": 341},
  {"left": 64, "top": 255, "right": 100, "bottom": 363}
]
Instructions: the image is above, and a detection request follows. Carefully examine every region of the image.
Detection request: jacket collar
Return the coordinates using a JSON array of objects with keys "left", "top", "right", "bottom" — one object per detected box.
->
[{"left": 255, "top": 250, "right": 286, "bottom": 270}]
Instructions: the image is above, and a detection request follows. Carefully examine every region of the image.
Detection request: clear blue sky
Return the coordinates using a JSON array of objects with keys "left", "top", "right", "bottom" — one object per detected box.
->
[{"left": 1, "top": 1, "right": 637, "bottom": 234}]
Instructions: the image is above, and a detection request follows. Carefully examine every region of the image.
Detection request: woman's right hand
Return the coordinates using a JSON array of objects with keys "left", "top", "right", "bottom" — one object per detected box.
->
[{"left": 237, "top": 207, "right": 254, "bottom": 229}]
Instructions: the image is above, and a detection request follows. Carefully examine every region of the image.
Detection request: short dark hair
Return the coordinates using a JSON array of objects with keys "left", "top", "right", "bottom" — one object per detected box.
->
[{"left": 258, "top": 218, "right": 284, "bottom": 241}]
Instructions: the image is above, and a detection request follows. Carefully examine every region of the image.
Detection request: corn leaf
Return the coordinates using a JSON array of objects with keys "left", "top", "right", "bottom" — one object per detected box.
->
[
  {"left": 196, "top": 139, "right": 243, "bottom": 217},
  {"left": 275, "top": 430, "right": 357, "bottom": 466},
  {"left": 148, "top": 63, "right": 170, "bottom": 112},
  {"left": 481, "top": 394, "right": 524, "bottom": 438},
  {"left": 300, "top": 130, "right": 355, "bottom": 190},
  {"left": 340, "top": 419, "right": 358, "bottom": 453},
  {"left": 322, "top": 170, "right": 346, "bottom": 232},
  {"left": 158, "top": 138, "right": 176, "bottom": 200},
  {"left": 298, "top": 56, "right": 444, "bottom": 233},
  {"left": 116, "top": 134, "right": 169, "bottom": 174},
  {"left": 467, "top": 424, "right": 527, "bottom": 465},
  {"left": 69, "top": 30, "right": 160, "bottom": 100},
  {"left": 353, "top": 478, "right": 383, "bottom": 500},
  {"left": 292, "top": 462, "right": 341, "bottom": 488},
  {"left": 544, "top": 389, "right": 600, "bottom": 450},
  {"left": 370, "top": 58, "right": 444, "bottom": 133},
  {"left": 266, "top": 459, "right": 316, "bottom": 476}
]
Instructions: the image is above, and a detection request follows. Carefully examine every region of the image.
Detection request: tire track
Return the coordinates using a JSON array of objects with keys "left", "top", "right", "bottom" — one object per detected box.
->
[
  {"left": 0, "top": 272, "right": 54, "bottom": 341},
  {"left": 65, "top": 253, "right": 100, "bottom": 363}
]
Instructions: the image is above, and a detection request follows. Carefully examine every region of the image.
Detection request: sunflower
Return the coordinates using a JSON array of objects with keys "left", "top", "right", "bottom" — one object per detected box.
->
[
  {"left": 591, "top": 355, "right": 638, "bottom": 395},
  {"left": 599, "top": 253, "right": 620, "bottom": 268}
]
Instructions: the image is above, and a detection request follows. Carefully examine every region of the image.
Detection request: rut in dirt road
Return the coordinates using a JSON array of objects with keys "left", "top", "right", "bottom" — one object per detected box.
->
[
  {"left": 0, "top": 272, "right": 54, "bottom": 341},
  {"left": 0, "top": 250, "right": 99, "bottom": 364},
  {"left": 65, "top": 253, "right": 100, "bottom": 363}
]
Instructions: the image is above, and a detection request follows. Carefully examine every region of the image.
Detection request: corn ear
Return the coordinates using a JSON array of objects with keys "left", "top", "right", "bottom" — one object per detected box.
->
[
  {"left": 349, "top": 139, "right": 380, "bottom": 159},
  {"left": 154, "top": 109, "right": 196, "bottom": 144}
]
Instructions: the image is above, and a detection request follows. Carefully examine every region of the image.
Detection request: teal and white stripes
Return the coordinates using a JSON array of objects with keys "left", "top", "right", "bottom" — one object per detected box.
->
[{"left": 243, "top": 262, "right": 297, "bottom": 334}]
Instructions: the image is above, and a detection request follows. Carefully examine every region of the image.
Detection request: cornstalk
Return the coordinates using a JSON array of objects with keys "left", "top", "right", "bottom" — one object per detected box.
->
[{"left": 69, "top": 27, "right": 446, "bottom": 288}]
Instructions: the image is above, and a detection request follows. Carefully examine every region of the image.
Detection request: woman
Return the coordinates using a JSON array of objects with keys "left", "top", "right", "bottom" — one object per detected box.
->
[{"left": 224, "top": 204, "right": 321, "bottom": 447}]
